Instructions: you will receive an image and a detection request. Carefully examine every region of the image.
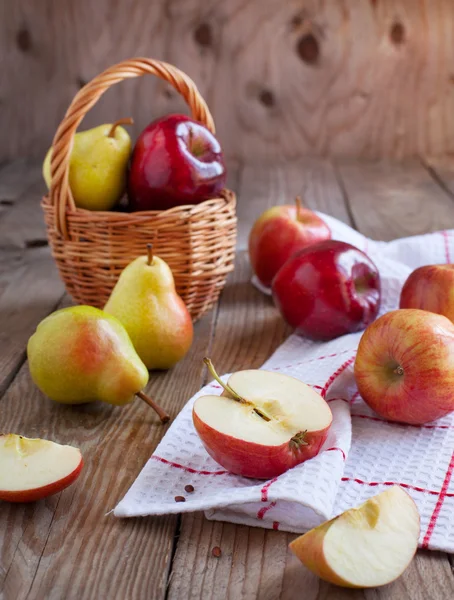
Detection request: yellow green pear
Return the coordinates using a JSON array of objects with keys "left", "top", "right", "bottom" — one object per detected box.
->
[
  {"left": 104, "top": 246, "right": 194, "bottom": 370},
  {"left": 43, "top": 118, "right": 133, "bottom": 211},
  {"left": 27, "top": 305, "right": 148, "bottom": 406}
]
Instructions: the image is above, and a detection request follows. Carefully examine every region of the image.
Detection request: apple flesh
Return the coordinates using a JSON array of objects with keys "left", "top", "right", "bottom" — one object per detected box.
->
[
  {"left": 192, "top": 359, "right": 332, "bottom": 479},
  {"left": 248, "top": 197, "right": 331, "bottom": 288},
  {"left": 290, "top": 486, "right": 420, "bottom": 588},
  {"left": 272, "top": 240, "right": 381, "bottom": 340},
  {"left": 355, "top": 309, "right": 454, "bottom": 424},
  {"left": 128, "top": 114, "right": 226, "bottom": 211},
  {"left": 0, "top": 434, "right": 83, "bottom": 503},
  {"left": 400, "top": 264, "right": 454, "bottom": 322}
]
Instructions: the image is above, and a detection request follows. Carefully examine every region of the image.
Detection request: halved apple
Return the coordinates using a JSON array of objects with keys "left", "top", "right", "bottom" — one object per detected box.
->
[
  {"left": 192, "top": 359, "right": 332, "bottom": 479},
  {"left": 290, "top": 486, "right": 420, "bottom": 588},
  {"left": 0, "top": 434, "right": 83, "bottom": 502}
]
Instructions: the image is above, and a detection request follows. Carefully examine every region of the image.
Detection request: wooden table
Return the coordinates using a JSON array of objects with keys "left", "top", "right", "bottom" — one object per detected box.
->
[{"left": 1, "top": 158, "right": 454, "bottom": 600}]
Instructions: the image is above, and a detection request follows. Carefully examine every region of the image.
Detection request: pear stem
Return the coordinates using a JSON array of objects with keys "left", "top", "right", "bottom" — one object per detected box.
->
[
  {"left": 203, "top": 358, "right": 272, "bottom": 422},
  {"left": 146, "top": 243, "right": 153, "bottom": 266},
  {"left": 136, "top": 391, "right": 170, "bottom": 424},
  {"left": 108, "top": 117, "right": 134, "bottom": 138},
  {"left": 295, "top": 196, "right": 304, "bottom": 221}
]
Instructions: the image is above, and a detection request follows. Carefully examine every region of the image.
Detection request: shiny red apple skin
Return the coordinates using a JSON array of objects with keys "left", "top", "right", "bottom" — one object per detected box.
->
[
  {"left": 355, "top": 309, "right": 454, "bottom": 425},
  {"left": 248, "top": 205, "right": 331, "bottom": 287},
  {"left": 192, "top": 411, "right": 330, "bottom": 479},
  {"left": 0, "top": 459, "right": 83, "bottom": 503},
  {"left": 400, "top": 265, "right": 454, "bottom": 322},
  {"left": 271, "top": 240, "right": 381, "bottom": 340},
  {"left": 128, "top": 114, "right": 226, "bottom": 211}
]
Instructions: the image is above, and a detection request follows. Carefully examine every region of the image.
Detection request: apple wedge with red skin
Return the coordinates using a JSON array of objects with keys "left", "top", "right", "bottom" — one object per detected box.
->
[
  {"left": 0, "top": 434, "right": 83, "bottom": 503},
  {"left": 290, "top": 486, "right": 420, "bottom": 588},
  {"left": 400, "top": 264, "right": 454, "bottom": 322},
  {"left": 272, "top": 240, "right": 381, "bottom": 340},
  {"left": 355, "top": 309, "right": 454, "bottom": 425},
  {"left": 248, "top": 197, "right": 331, "bottom": 288},
  {"left": 192, "top": 359, "right": 333, "bottom": 479}
]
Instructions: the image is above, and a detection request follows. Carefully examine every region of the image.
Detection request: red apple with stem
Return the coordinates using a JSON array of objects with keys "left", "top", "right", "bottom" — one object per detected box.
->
[
  {"left": 128, "top": 114, "right": 226, "bottom": 211},
  {"left": 192, "top": 359, "right": 332, "bottom": 479},
  {"left": 272, "top": 240, "right": 381, "bottom": 340},
  {"left": 400, "top": 264, "right": 454, "bottom": 322},
  {"left": 248, "top": 196, "right": 331, "bottom": 288},
  {"left": 355, "top": 308, "right": 454, "bottom": 424},
  {"left": 0, "top": 434, "right": 83, "bottom": 502}
]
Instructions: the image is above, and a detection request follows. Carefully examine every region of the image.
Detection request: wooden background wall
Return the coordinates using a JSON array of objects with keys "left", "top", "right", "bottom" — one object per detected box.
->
[{"left": 2, "top": 0, "right": 454, "bottom": 164}]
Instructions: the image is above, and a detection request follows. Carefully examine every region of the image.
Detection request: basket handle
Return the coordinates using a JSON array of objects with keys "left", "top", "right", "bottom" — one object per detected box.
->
[{"left": 49, "top": 57, "right": 216, "bottom": 239}]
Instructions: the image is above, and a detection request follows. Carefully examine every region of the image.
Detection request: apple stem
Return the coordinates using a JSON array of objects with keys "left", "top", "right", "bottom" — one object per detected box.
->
[
  {"left": 108, "top": 117, "right": 134, "bottom": 138},
  {"left": 203, "top": 358, "right": 272, "bottom": 422},
  {"left": 295, "top": 195, "right": 304, "bottom": 220},
  {"left": 393, "top": 366, "right": 404, "bottom": 376},
  {"left": 136, "top": 390, "right": 170, "bottom": 424},
  {"left": 146, "top": 243, "right": 153, "bottom": 266}
]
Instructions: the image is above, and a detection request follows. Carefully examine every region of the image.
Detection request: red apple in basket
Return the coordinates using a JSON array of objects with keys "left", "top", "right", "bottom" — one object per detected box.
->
[
  {"left": 0, "top": 434, "right": 83, "bottom": 503},
  {"left": 128, "top": 114, "right": 226, "bottom": 211},
  {"left": 248, "top": 197, "right": 331, "bottom": 287},
  {"left": 272, "top": 240, "right": 381, "bottom": 340},
  {"left": 400, "top": 265, "right": 454, "bottom": 322},
  {"left": 290, "top": 486, "right": 420, "bottom": 588},
  {"left": 355, "top": 309, "right": 454, "bottom": 424},
  {"left": 192, "top": 359, "right": 332, "bottom": 479}
]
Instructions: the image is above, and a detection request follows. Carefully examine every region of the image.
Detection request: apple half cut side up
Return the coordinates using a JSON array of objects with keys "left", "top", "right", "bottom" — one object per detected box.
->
[
  {"left": 192, "top": 359, "right": 333, "bottom": 479},
  {"left": 290, "top": 486, "right": 420, "bottom": 588},
  {"left": 0, "top": 434, "right": 83, "bottom": 503}
]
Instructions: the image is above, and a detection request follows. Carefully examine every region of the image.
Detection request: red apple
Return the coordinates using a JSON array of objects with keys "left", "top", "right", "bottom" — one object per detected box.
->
[
  {"left": 192, "top": 359, "right": 332, "bottom": 479},
  {"left": 355, "top": 309, "right": 454, "bottom": 424},
  {"left": 272, "top": 240, "right": 381, "bottom": 340},
  {"left": 290, "top": 486, "right": 420, "bottom": 588},
  {"left": 0, "top": 434, "right": 83, "bottom": 502},
  {"left": 128, "top": 114, "right": 226, "bottom": 211},
  {"left": 400, "top": 265, "right": 454, "bottom": 322},
  {"left": 248, "top": 197, "right": 331, "bottom": 287}
]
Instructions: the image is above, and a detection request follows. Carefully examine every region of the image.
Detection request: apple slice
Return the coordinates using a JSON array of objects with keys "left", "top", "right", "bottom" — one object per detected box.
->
[
  {"left": 290, "top": 486, "right": 420, "bottom": 588},
  {"left": 0, "top": 434, "right": 83, "bottom": 503},
  {"left": 192, "top": 359, "right": 332, "bottom": 479}
]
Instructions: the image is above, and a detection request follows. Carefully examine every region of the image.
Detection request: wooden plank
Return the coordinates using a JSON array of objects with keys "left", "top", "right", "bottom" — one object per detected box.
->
[
  {"left": 0, "top": 298, "right": 218, "bottom": 600},
  {"left": 0, "top": 160, "right": 42, "bottom": 204},
  {"left": 0, "top": 178, "right": 48, "bottom": 249},
  {"left": 236, "top": 159, "right": 351, "bottom": 250},
  {"left": 334, "top": 160, "right": 454, "bottom": 241},
  {"left": 3, "top": 1, "right": 454, "bottom": 163},
  {"left": 168, "top": 161, "right": 348, "bottom": 599},
  {"left": 0, "top": 247, "right": 65, "bottom": 397}
]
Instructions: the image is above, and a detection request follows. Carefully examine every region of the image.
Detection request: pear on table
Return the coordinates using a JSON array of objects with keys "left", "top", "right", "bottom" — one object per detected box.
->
[
  {"left": 0, "top": 434, "right": 83, "bottom": 503},
  {"left": 43, "top": 117, "right": 133, "bottom": 211},
  {"left": 192, "top": 359, "right": 332, "bottom": 479},
  {"left": 104, "top": 245, "right": 193, "bottom": 370},
  {"left": 27, "top": 305, "right": 169, "bottom": 423},
  {"left": 290, "top": 486, "right": 420, "bottom": 588}
]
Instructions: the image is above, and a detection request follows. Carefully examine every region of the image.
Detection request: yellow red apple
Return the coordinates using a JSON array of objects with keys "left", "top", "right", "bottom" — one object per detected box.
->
[
  {"left": 248, "top": 197, "right": 331, "bottom": 288},
  {"left": 290, "top": 486, "right": 419, "bottom": 588},
  {"left": 192, "top": 359, "right": 332, "bottom": 479},
  {"left": 355, "top": 309, "right": 454, "bottom": 424},
  {"left": 0, "top": 434, "right": 83, "bottom": 502},
  {"left": 400, "top": 264, "right": 454, "bottom": 322}
]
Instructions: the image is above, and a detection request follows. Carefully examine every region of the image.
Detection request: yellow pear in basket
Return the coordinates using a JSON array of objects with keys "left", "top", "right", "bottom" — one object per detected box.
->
[
  {"left": 27, "top": 305, "right": 170, "bottom": 422},
  {"left": 42, "top": 118, "right": 133, "bottom": 211},
  {"left": 104, "top": 245, "right": 194, "bottom": 370}
]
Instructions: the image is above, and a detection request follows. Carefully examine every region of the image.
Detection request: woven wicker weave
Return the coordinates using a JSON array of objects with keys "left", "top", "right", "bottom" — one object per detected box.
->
[{"left": 42, "top": 58, "right": 237, "bottom": 321}]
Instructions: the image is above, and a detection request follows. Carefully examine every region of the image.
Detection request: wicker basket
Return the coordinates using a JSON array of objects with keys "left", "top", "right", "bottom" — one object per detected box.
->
[{"left": 42, "top": 58, "right": 237, "bottom": 322}]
